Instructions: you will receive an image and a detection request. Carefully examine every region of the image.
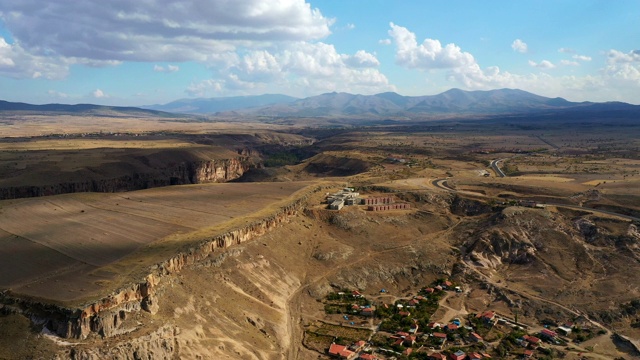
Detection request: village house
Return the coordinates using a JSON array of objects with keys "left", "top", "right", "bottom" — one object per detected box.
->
[
  {"left": 428, "top": 353, "right": 447, "bottom": 360},
  {"left": 444, "top": 323, "right": 458, "bottom": 332},
  {"left": 522, "top": 335, "right": 541, "bottom": 348},
  {"left": 476, "top": 310, "right": 496, "bottom": 325},
  {"left": 328, "top": 344, "right": 356, "bottom": 359},
  {"left": 350, "top": 340, "right": 366, "bottom": 352},
  {"left": 539, "top": 328, "right": 558, "bottom": 340},
  {"left": 557, "top": 325, "right": 572, "bottom": 335},
  {"left": 470, "top": 332, "right": 483, "bottom": 342},
  {"left": 469, "top": 352, "right": 483, "bottom": 360},
  {"left": 358, "top": 354, "right": 378, "bottom": 360},
  {"left": 360, "top": 307, "right": 375, "bottom": 317},
  {"left": 449, "top": 350, "right": 466, "bottom": 360}
]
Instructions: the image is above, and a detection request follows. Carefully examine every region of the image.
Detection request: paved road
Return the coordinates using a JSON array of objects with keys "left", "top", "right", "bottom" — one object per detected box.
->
[
  {"left": 432, "top": 178, "right": 640, "bottom": 222},
  {"left": 490, "top": 159, "right": 506, "bottom": 177}
]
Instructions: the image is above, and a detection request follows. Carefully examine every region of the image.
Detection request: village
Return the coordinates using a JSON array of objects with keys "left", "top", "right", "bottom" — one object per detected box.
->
[{"left": 304, "top": 279, "right": 604, "bottom": 360}]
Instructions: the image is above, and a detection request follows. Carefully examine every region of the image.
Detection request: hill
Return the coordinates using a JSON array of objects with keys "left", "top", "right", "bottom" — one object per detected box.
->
[
  {"left": 228, "top": 88, "right": 640, "bottom": 118},
  {"left": 0, "top": 100, "right": 180, "bottom": 118},
  {"left": 143, "top": 94, "right": 298, "bottom": 114}
]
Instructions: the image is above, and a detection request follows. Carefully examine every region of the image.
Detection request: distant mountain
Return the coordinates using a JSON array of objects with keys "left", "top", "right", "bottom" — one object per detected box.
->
[
  {"left": 143, "top": 94, "right": 298, "bottom": 114},
  {"left": 0, "top": 100, "right": 178, "bottom": 117},
  {"left": 239, "top": 88, "right": 607, "bottom": 117}
]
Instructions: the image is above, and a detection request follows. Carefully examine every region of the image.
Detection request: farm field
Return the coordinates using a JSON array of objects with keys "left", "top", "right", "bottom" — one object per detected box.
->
[{"left": 0, "top": 181, "right": 314, "bottom": 304}]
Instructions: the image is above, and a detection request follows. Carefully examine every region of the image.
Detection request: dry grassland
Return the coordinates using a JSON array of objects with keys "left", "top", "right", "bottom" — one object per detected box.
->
[{"left": 0, "top": 181, "right": 314, "bottom": 304}]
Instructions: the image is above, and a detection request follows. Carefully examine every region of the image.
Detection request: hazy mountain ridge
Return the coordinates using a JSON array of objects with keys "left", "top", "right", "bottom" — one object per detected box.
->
[
  {"left": 2, "top": 89, "right": 639, "bottom": 119},
  {"left": 143, "top": 94, "right": 298, "bottom": 114},
  {"left": 0, "top": 100, "right": 178, "bottom": 118},
  {"left": 221, "top": 88, "right": 640, "bottom": 118}
]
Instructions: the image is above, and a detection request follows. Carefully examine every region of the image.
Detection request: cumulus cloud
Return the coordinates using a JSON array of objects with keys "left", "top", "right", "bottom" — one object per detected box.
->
[
  {"left": 0, "top": 37, "right": 71, "bottom": 79},
  {"left": 92, "top": 89, "right": 108, "bottom": 98},
  {"left": 0, "top": 0, "right": 333, "bottom": 63},
  {"left": 560, "top": 60, "right": 580, "bottom": 66},
  {"left": 573, "top": 54, "right": 592, "bottom": 62},
  {"left": 528, "top": 60, "right": 556, "bottom": 69},
  {"left": 154, "top": 64, "right": 179, "bottom": 73},
  {"left": 379, "top": 39, "right": 392, "bottom": 45},
  {"left": 558, "top": 47, "right": 576, "bottom": 54},
  {"left": 388, "top": 23, "right": 475, "bottom": 69},
  {"left": 603, "top": 49, "right": 640, "bottom": 84},
  {"left": 511, "top": 39, "right": 528, "bottom": 53},
  {"left": 47, "top": 90, "right": 70, "bottom": 99},
  {"left": 186, "top": 43, "right": 393, "bottom": 97},
  {"left": 344, "top": 50, "right": 380, "bottom": 68}
]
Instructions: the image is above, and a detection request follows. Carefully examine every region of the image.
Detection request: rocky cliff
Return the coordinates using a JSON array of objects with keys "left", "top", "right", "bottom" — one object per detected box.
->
[
  {"left": 0, "top": 186, "right": 322, "bottom": 341},
  {"left": 0, "top": 157, "right": 251, "bottom": 200}
]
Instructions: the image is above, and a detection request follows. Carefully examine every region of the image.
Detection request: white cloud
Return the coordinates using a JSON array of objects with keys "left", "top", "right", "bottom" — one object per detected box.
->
[
  {"left": 0, "top": 37, "right": 70, "bottom": 79},
  {"left": 511, "top": 39, "right": 528, "bottom": 53},
  {"left": 344, "top": 50, "right": 380, "bottom": 68},
  {"left": 558, "top": 47, "right": 576, "bottom": 54},
  {"left": 0, "top": 0, "right": 333, "bottom": 63},
  {"left": 388, "top": 22, "right": 475, "bottom": 69},
  {"left": 560, "top": 60, "right": 580, "bottom": 66},
  {"left": 346, "top": 23, "right": 355, "bottom": 30},
  {"left": 573, "top": 54, "right": 592, "bottom": 62},
  {"left": 185, "top": 43, "right": 393, "bottom": 97},
  {"left": 528, "top": 60, "right": 556, "bottom": 69},
  {"left": 47, "top": 90, "right": 70, "bottom": 98},
  {"left": 92, "top": 89, "right": 108, "bottom": 98},
  {"left": 154, "top": 64, "right": 179, "bottom": 73},
  {"left": 603, "top": 49, "right": 640, "bottom": 85},
  {"left": 379, "top": 39, "right": 391, "bottom": 45}
]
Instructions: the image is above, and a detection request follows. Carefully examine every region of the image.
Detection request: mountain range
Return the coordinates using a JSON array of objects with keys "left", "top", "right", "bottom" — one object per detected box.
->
[
  {"left": 2, "top": 88, "right": 639, "bottom": 119},
  {"left": 0, "top": 100, "right": 176, "bottom": 117}
]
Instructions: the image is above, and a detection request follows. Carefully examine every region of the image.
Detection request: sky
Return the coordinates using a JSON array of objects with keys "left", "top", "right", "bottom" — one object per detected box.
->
[{"left": 0, "top": 0, "right": 639, "bottom": 106}]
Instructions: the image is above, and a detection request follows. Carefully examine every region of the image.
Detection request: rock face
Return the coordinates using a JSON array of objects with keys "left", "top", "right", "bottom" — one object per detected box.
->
[
  {"left": 0, "top": 157, "right": 251, "bottom": 200},
  {"left": 1, "top": 186, "right": 322, "bottom": 341},
  {"left": 59, "top": 325, "right": 178, "bottom": 360}
]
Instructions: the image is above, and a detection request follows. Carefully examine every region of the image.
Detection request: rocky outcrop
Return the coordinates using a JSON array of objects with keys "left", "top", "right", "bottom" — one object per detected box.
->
[
  {"left": 1, "top": 185, "right": 324, "bottom": 340},
  {"left": 58, "top": 325, "right": 178, "bottom": 360},
  {"left": 0, "top": 157, "right": 251, "bottom": 200}
]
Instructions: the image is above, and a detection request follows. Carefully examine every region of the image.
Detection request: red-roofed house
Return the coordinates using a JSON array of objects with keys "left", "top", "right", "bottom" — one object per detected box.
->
[
  {"left": 408, "top": 299, "right": 420, "bottom": 306},
  {"left": 442, "top": 280, "right": 453, "bottom": 288},
  {"left": 523, "top": 349, "right": 534, "bottom": 358},
  {"left": 469, "top": 352, "right": 483, "bottom": 360},
  {"left": 424, "top": 287, "right": 435, "bottom": 294},
  {"left": 403, "top": 335, "right": 416, "bottom": 347},
  {"left": 360, "top": 308, "right": 375, "bottom": 317},
  {"left": 523, "top": 335, "right": 540, "bottom": 347},
  {"left": 428, "top": 353, "right": 446, "bottom": 360},
  {"left": 429, "top": 322, "right": 442, "bottom": 329},
  {"left": 403, "top": 348, "right": 413, "bottom": 356},
  {"left": 328, "top": 344, "right": 356, "bottom": 359},
  {"left": 351, "top": 340, "right": 366, "bottom": 352},
  {"left": 540, "top": 329, "right": 557, "bottom": 340},
  {"left": 359, "top": 354, "right": 378, "bottom": 360},
  {"left": 444, "top": 323, "right": 458, "bottom": 332},
  {"left": 399, "top": 311, "right": 411, "bottom": 317},
  {"left": 476, "top": 311, "right": 496, "bottom": 323},
  {"left": 449, "top": 350, "right": 466, "bottom": 360},
  {"left": 470, "top": 332, "right": 483, "bottom": 342}
]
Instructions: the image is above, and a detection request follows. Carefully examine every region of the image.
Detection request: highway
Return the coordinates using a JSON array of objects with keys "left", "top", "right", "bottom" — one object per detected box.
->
[
  {"left": 490, "top": 159, "right": 506, "bottom": 177},
  {"left": 431, "top": 177, "right": 640, "bottom": 222}
]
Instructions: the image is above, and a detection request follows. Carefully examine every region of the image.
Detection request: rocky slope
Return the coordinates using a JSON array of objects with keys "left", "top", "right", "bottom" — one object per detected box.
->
[{"left": 0, "top": 157, "right": 251, "bottom": 200}]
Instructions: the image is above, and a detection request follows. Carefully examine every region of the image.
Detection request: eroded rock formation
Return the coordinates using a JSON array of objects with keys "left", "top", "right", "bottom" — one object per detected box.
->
[{"left": 0, "top": 157, "right": 251, "bottom": 200}]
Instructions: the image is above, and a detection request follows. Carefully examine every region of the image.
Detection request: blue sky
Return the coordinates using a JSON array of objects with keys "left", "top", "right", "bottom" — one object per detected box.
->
[{"left": 0, "top": 0, "right": 639, "bottom": 105}]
